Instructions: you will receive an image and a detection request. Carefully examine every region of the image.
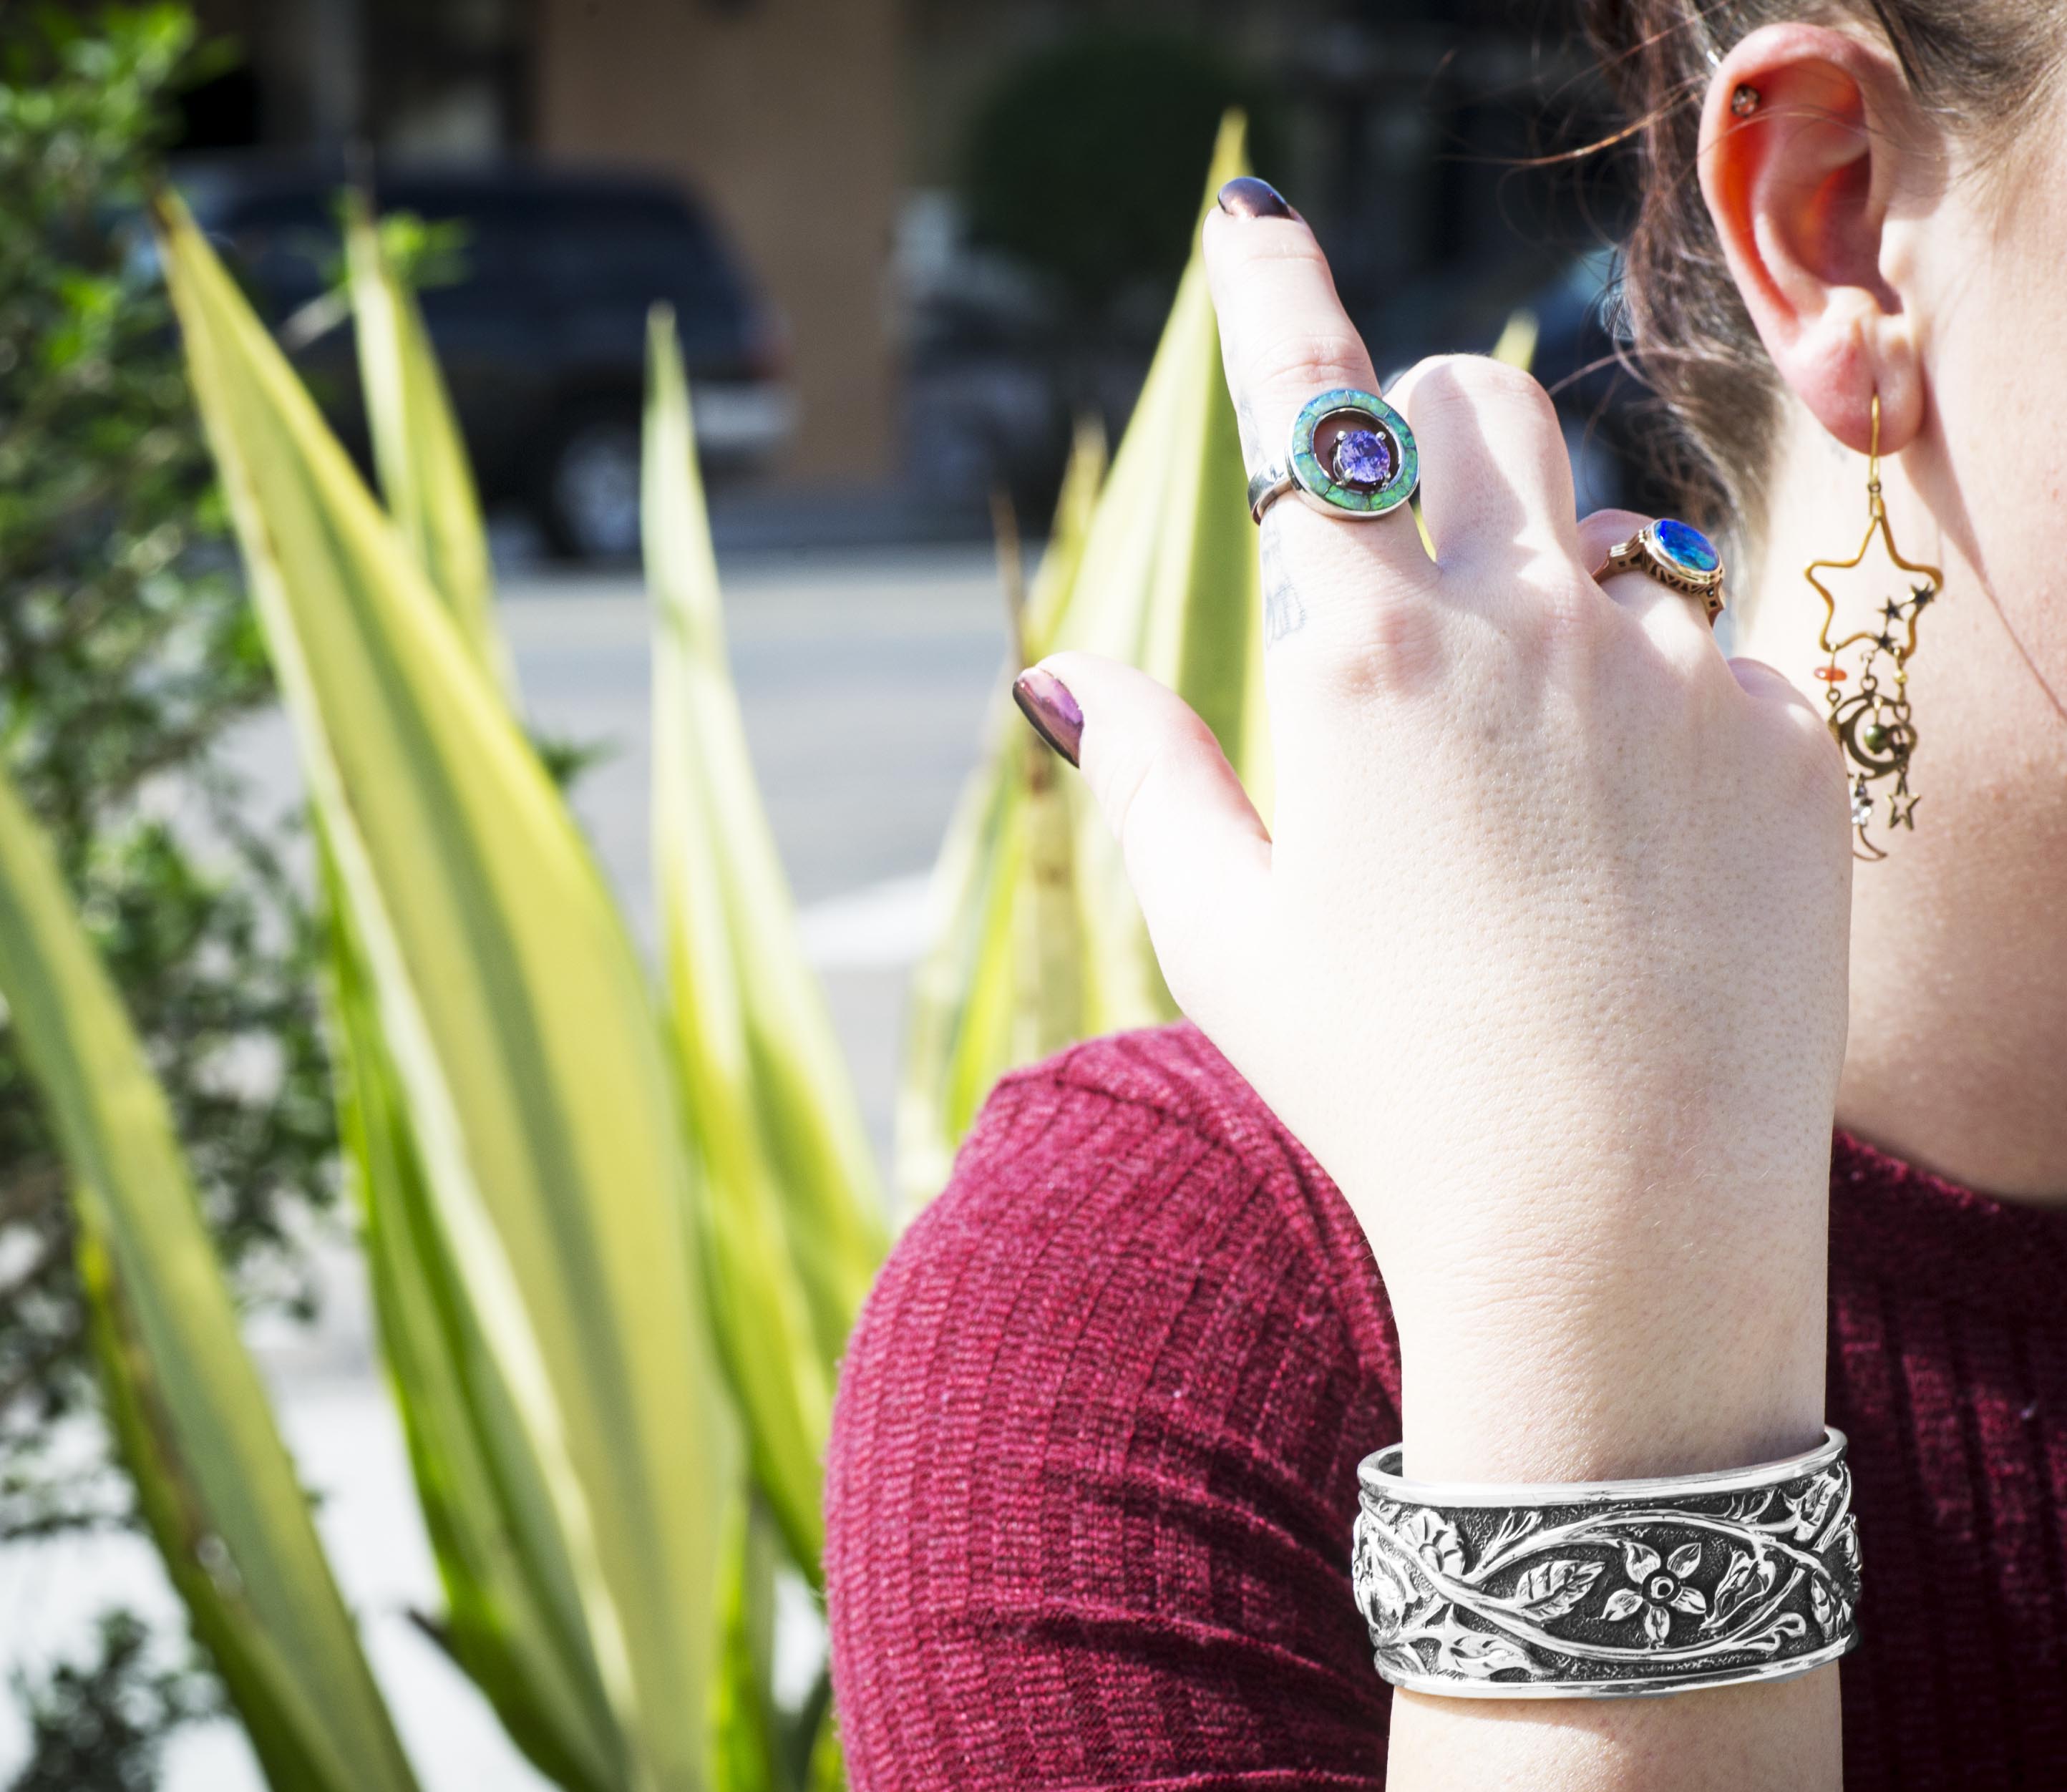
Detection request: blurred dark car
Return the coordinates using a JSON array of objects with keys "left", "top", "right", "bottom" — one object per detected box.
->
[{"left": 176, "top": 158, "right": 794, "bottom": 559}]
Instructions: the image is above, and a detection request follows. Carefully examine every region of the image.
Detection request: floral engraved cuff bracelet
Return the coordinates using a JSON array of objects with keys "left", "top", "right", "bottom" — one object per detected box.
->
[{"left": 1352, "top": 1428, "right": 1861, "bottom": 1698}]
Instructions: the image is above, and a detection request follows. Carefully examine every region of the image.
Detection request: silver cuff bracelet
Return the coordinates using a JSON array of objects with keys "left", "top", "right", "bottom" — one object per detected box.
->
[{"left": 1352, "top": 1427, "right": 1860, "bottom": 1698}]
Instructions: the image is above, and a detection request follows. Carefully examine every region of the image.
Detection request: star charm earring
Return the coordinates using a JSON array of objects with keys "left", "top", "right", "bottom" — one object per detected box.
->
[{"left": 1804, "top": 395, "right": 1944, "bottom": 862}]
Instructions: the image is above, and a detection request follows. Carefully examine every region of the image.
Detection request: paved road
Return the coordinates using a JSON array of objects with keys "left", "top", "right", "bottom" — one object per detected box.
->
[
  {"left": 511, "top": 545, "right": 1011, "bottom": 910},
  {"left": 0, "top": 545, "right": 1014, "bottom": 1789}
]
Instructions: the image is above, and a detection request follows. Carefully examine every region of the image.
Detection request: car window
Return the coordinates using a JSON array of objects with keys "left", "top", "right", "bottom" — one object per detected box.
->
[
  {"left": 213, "top": 177, "right": 749, "bottom": 321},
  {"left": 537, "top": 194, "right": 727, "bottom": 294}
]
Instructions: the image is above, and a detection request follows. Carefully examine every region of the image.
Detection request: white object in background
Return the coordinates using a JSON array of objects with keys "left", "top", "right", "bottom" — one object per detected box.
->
[{"left": 797, "top": 873, "right": 935, "bottom": 970}]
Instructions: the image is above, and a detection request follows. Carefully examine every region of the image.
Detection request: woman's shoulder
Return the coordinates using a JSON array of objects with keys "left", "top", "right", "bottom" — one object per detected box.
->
[
  {"left": 897, "top": 1018, "right": 1398, "bottom": 1386},
  {"left": 973, "top": 1013, "right": 1288, "bottom": 1156},
  {"left": 827, "top": 1021, "right": 1399, "bottom": 1790}
]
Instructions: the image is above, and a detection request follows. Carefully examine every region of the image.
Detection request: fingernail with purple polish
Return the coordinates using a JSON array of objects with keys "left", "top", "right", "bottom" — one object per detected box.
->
[
  {"left": 1012, "top": 666, "right": 1083, "bottom": 767},
  {"left": 1217, "top": 176, "right": 1293, "bottom": 220}
]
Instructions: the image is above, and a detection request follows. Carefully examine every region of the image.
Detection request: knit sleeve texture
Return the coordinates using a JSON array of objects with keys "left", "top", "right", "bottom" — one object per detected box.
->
[
  {"left": 825, "top": 1023, "right": 1399, "bottom": 1790},
  {"left": 827, "top": 1020, "right": 2067, "bottom": 1789}
]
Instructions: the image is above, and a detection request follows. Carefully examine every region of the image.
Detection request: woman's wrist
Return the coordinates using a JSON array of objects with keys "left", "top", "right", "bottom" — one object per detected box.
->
[
  {"left": 1379, "top": 1160, "right": 1829, "bottom": 1486},
  {"left": 1396, "top": 1317, "right": 1827, "bottom": 1486}
]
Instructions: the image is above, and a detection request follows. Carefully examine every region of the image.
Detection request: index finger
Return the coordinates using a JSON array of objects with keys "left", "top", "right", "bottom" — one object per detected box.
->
[{"left": 1202, "top": 185, "right": 1434, "bottom": 608}]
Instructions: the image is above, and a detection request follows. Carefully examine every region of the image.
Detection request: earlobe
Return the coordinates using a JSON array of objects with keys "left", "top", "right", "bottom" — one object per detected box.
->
[{"left": 1698, "top": 23, "right": 1921, "bottom": 457}]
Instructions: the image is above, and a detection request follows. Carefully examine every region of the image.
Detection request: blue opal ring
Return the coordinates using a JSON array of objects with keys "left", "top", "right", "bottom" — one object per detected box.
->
[
  {"left": 1248, "top": 388, "right": 1420, "bottom": 525},
  {"left": 1591, "top": 519, "right": 1726, "bottom": 623}
]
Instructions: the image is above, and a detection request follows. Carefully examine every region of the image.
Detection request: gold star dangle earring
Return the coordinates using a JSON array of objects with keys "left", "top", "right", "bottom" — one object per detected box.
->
[{"left": 1804, "top": 393, "right": 1942, "bottom": 861}]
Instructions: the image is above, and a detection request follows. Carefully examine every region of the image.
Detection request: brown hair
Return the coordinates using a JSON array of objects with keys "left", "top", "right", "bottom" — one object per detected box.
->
[{"left": 1585, "top": 1, "right": 2062, "bottom": 548}]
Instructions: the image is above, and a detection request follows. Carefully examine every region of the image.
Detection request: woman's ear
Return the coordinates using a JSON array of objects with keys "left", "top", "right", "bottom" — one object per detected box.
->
[{"left": 1699, "top": 23, "right": 1925, "bottom": 455}]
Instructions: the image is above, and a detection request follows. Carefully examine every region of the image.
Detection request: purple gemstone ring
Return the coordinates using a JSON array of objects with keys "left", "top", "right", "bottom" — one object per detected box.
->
[
  {"left": 1590, "top": 519, "right": 1726, "bottom": 624},
  {"left": 1249, "top": 388, "right": 1420, "bottom": 525},
  {"left": 1331, "top": 427, "right": 1394, "bottom": 490}
]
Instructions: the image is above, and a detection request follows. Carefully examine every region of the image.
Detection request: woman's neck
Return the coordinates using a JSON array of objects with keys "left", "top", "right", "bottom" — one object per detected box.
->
[{"left": 1740, "top": 419, "right": 2067, "bottom": 1203}]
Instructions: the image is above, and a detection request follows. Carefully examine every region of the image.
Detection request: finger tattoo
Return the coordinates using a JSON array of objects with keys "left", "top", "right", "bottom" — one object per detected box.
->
[
  {"left": 1260, "top": 520, "right": 1307, "bottom": 646},
  {"left": 1236, "top": 392, "right": 1267, "bottom": 480}
]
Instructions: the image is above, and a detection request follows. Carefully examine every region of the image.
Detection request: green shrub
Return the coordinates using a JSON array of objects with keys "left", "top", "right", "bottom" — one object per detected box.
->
[
  {"left": 0, "top": 5, "right": 333, "bottom": 1781},
  {"left": 963, "top": 29, "right": 1283, "bottom": 314},
  {"left": 6, "top": 1612, "right": 218, "bottom": 1792}
]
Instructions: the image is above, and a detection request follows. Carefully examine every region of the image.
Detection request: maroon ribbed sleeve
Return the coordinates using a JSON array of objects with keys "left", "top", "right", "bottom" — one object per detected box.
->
[{"left": 827, "top": 1022, "right": 2067, "bottom": 1789}]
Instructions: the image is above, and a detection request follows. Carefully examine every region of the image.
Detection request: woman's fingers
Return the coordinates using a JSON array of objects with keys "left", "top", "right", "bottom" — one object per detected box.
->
[
  {"left": 1016, "top": 653, "right": 1270, "bottom": 1027},
  {"left": 1205, "top": 188, "right": 1590, "bottom": 590},
  {"left": 1201, "top": 193, "right": 1376, "bottom": 467},
  {"left": 1200, "top": 191, "right": 1436, "bottom": 603},
  {"left": 1389, "top": 356, "right": 1580, "bottom": 572},
  {"left": 1728, "top": 652, "right": 1841, "bottom": 747},
  {"left": 1574, "top": 508, "right": 1654, "bottom": 579}
]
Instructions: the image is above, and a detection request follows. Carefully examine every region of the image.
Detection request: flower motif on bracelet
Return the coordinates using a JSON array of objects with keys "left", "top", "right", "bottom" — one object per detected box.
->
[{"left": 1602, "top": 1538, "right": 1706, "bottom": 1646}]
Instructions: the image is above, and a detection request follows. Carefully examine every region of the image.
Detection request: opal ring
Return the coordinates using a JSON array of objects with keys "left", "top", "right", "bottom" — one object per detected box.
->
[
  {"left": 1249, "top": 387, "right": 1420, "bottom": 525},
  {"left": 1590, "top": 519, "right": 1726, "bottom": 624}
]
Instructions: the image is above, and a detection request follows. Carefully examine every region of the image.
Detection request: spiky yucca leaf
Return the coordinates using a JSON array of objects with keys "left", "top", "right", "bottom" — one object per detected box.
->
[
  {"left": 332, "top": 183, "right": 626, "bottom": 1791},
  {"left": 708, "top": 1501, "right": 784, "bottom": 1792},
  {"left": 0, "top": 765, "right": 419, "bottom": 1792},
  {"left": 343, "top": 188, "right": 504, "bottom": 678},
  {"left": 645, "top": 307, "right": 884, "bottom": 1578},
  {"left": 160, "top": 195, "right": 736, "bottom": 1792},
  {"left": 324, "top": 839, "right": 622, "bottom": 1792},
  {"left": 893, "top": 425, "right": 1105, "bottom": 1207},
  {"left": 894, "top": 113, "right": 1264, "bottom": 1209}
]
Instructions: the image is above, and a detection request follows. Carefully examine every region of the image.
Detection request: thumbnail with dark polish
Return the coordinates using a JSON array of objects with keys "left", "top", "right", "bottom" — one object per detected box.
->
[
  {"left": 1217, "top": 176, "right": 1292, "bottom": 220},
  {"left": 1011, "top": 666, "right": 1083, "bottom": 767}
]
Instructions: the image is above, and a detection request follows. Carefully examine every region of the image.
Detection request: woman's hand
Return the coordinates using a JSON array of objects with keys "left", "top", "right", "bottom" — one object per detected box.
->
[{"left": 1021, "top": 189, "right": 1853, "bottom": 1494}]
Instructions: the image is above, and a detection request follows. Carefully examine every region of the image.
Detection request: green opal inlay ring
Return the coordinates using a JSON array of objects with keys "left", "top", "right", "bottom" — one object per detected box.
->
[{"left": 1248, "top": 387, "right": 1421, "bottom": 525}]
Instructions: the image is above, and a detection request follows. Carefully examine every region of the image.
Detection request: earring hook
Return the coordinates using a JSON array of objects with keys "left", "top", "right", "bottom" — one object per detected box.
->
[{"left": 1867, "top": 392, "right": 1883, "bottom": 517}]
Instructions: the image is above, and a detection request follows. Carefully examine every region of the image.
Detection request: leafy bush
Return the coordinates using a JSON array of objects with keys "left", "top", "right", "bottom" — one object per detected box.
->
[
  {"left": 0, "top": 6, "right": 335, "bottom": 1781},
  {"left": 963, "top": 30, "right": 1283, "bottom": 314},
  {"left": 6, "top": 1612, "right": 218, "bottom": 1792},
  {"left": 0, "top": 0, "right": 332, "bottom": 1504}
]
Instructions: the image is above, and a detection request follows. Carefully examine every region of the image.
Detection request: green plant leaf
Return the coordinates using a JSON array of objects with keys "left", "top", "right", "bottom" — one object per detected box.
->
[
  {"left": 895, "top": 112, "right": 1264, "bottom": 1209},
  {"left": 0, "top": 764, "right": 419, "bottom": 1792},
  {"left": 343, "top": 188, "right": 507, "bottom": 684},
  {"left": 707, "top": 1499, "right": 782, "bottom": 1792},
  {"left": 893, "top": 424, "right": 1104, "bottom": 1208},
  {"left": 1049, "top": 109, "right": 1268, "bottom": 1023},
  {"left": 158, "top": 194, "right": 737, "bottom": 1792},
  {"left": 323, "top": 837, "right": 621, "bottom": 1792},
  {"left": 804, "top": 1709, "right": 846, "bottom": 1792},
  {"left": 644, "top": 306, "right": 885, "bottom": 1580},
  {"left": 1490, "top": 306, "right": 1540, "bottom": 373},
  {"left": 337, "top": 188, "right": 616, "bottom": 1788}
]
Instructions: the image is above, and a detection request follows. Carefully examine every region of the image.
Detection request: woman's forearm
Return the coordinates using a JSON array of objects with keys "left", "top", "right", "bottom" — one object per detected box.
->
[{"left": 1378, "top": 1149, "right": 1837, "bottom": 1792}]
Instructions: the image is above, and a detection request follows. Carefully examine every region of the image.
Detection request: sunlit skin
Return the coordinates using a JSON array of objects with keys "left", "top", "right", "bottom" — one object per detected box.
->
[
  {"left": 1027, "top": 20, "right": 2066, "bottom": 1792},
  {"left": 1711, "top": 26, "right": 2067, "bottom": 1202}
]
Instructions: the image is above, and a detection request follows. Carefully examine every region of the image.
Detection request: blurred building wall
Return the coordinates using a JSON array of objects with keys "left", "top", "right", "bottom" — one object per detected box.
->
[{"left": 535, "top": 0, "right": 903, "bottom": 482}]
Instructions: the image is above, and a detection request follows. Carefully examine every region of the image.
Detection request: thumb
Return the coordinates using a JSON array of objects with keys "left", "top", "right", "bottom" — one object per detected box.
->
[{"left": 1013, "top": 651, "right": 1271, "bottom": 1023}]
